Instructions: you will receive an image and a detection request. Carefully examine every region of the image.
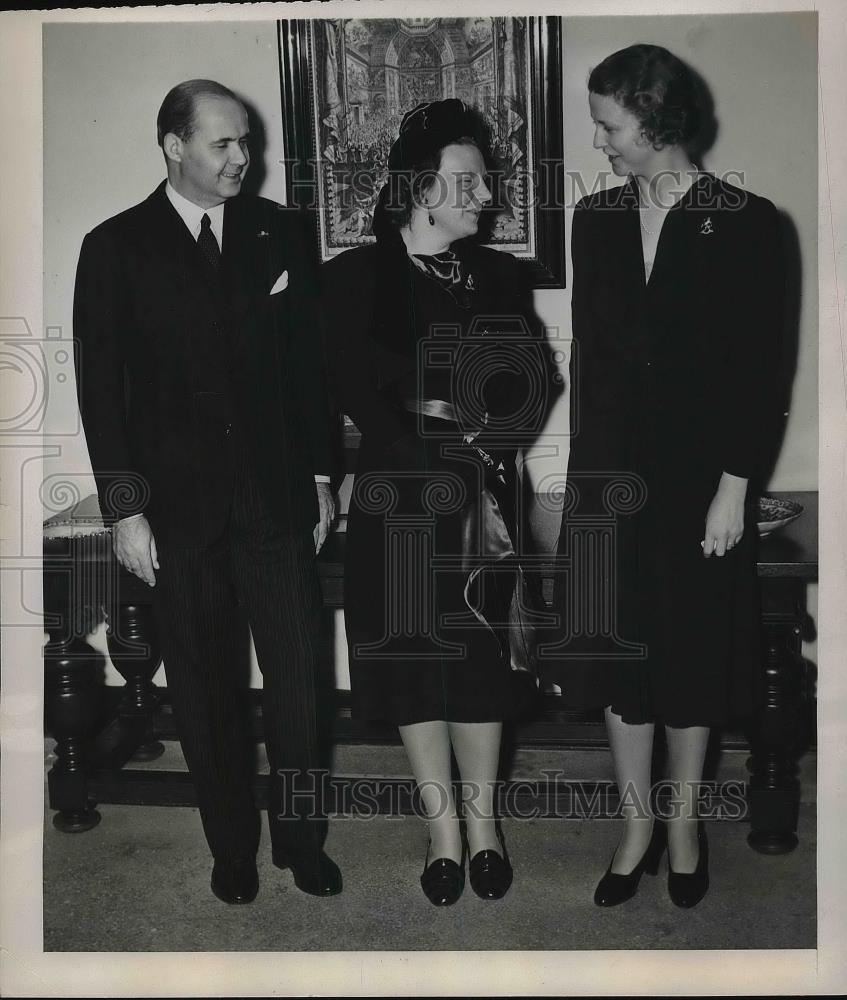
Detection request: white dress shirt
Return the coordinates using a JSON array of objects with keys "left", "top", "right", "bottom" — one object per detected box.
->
[{"left": 165, "top": 182, "right": 224, "bottom": 250}]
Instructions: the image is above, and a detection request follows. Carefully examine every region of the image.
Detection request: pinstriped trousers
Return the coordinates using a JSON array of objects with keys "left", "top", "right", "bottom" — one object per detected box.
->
[{"left": 151, "top": 461, "right": 328, "bottom": 863}]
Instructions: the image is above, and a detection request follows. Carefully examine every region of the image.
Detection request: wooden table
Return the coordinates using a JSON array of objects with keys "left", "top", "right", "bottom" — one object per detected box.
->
[
  {"left": 746, "top": 490, "right": 817, "bottom": 853},
  {"left": 43, "top": 491, "right": 817, "bottom": 852}
]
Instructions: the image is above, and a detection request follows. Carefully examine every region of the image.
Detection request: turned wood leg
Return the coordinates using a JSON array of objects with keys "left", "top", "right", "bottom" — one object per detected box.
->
[
  {"left": 746, "top": 583, "right": 805, "bottom": 854},
  {"left": 44, "top": 637, "right": 104, "bottom": 832},
  {"left": 106, "top": 602, "right": 165, "bottom": 762}
]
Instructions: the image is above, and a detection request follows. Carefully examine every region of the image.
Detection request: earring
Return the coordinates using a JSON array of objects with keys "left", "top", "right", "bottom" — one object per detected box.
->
[{"left": 428, "top": 212, "right": 435, "bottom": 226}]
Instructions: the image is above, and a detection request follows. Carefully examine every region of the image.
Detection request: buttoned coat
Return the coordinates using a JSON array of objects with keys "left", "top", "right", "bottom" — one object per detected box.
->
[
  {"left": 544, "top": 174, "right": 785, "bottom": 726},
  {"left": 73, "top": 182, "right": 332, "bottom": 546}
]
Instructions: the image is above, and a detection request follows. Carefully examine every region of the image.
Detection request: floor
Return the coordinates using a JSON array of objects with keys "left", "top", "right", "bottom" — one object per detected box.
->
[{"left": 42, "top": 743, "right": 817, "bottom": 954}]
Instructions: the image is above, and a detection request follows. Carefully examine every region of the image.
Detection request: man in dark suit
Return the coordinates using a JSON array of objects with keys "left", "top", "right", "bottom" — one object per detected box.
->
[{"left": 73, "top": 79, "right": 341, "bottom": 902}]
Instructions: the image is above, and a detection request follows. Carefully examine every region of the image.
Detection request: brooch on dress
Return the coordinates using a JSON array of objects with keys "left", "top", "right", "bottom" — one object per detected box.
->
[{"left": 699, "top": 217, "right": 714, "bottom": 235}]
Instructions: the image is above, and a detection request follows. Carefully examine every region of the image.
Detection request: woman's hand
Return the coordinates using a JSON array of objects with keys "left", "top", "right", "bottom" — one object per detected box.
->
[{"left": 702, "top": 472, "right": 748, "bottom": 558}]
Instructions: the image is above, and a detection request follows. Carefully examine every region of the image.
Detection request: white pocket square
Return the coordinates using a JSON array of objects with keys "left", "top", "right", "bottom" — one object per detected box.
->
[{"left": 270, "top": 270, "right": 289, "bottom": 295}]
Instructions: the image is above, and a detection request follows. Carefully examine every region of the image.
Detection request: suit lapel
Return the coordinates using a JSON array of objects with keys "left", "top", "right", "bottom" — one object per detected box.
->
[
  {"left": 143, "top": 182, "right": 221, "bottom": 324},
  {"left": 221, "top": 195, "right": 249, "bottom": 283},
  {"left": 616, "top": 178, "right": 649, "bottom": 309},
  {"left": 221, "top": 196, "right": 272, "bottom": 358},
  {"left": 146, "top": 181, "right": 200, "bottom": 264},
  {"left": 643, "top": 173, "right": 712, "bottom": 298}
]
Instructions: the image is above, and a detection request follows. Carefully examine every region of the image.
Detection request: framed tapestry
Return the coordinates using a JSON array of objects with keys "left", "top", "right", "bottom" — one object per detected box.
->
[{"left": 278, "top": 16, "right": 564, "bottom": 287}]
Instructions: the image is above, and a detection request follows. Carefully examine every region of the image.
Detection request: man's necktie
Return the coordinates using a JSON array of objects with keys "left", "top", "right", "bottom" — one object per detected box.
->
[{"left": 197, "top": 213, "right": 221, "bottom": 270}]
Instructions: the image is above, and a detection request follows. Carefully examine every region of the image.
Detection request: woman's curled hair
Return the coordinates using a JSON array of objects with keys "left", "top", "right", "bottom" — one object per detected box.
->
[{"left": 588, "top": 43, "right": 701, "bottom": 149}]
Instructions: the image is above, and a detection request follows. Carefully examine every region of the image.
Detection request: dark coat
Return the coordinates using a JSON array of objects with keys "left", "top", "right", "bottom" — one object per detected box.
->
[
  {"left": 544, "top": 174, "right": 786, "bottom": 726},
  {"left": 321, "top": 235, "right": 548, "bottom": 724},
  {"left": 73, "top": 182, "right": 332, "bottom": 546},
  {"left": 320, "top": 236, "right": 548, "bottom": 455},
  {"left": 568, "top": 174, "right": 782, "bottom": 484}
]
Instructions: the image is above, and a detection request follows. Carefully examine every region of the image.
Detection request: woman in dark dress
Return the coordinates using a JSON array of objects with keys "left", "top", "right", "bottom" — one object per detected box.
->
[
  {"left": 322, "top": 100, "right": 545, "bottom": 905},
  {"left": 545, "top": 45, "right": 784, "bottom": 908}
]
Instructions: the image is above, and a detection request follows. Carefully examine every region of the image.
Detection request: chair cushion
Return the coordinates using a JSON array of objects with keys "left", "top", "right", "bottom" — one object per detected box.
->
[{"left": 43, "top": 493, "right": 107, "bottom": 539}]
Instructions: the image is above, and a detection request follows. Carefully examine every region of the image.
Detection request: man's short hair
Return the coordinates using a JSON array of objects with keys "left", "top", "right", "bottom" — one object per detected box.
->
[{"left": 157, "top": 79, "right": 242, "bottom": 147}]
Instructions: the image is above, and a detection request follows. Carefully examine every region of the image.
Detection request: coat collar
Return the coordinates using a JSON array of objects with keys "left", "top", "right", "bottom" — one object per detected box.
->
[
  {"left": 143, "top": 181, "right": 250, "bottom": 319},
  {"left": 620, "top": 173, "right": 716, "bottom": 291},
  {"left": 164, "top": 182, "right": 224, "bottom": 245},
  {"left": 146, "top": 180, "right": 257, "bottom": 260}
]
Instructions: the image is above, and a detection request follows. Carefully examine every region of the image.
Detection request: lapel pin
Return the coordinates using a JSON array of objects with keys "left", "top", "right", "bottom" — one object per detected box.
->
[
  {"left": 257, "top": 230, "right": 269, "bottom": 238},
  {"left": 699, "top": 217, "right": 714, "bottom": 235}
]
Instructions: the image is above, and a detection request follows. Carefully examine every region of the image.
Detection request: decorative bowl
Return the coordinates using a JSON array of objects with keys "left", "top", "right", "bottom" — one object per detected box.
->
[{"left": 757, "top": 496, "right": 804, "bottom": 537}]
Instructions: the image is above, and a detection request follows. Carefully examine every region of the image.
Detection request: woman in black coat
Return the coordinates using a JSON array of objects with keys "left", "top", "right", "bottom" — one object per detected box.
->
[
  {"left": 544, "top": 45, "right": 784, "bottom": 908},
  {"left": 322, "top": 100, "right": 545, "bottom": 905}
]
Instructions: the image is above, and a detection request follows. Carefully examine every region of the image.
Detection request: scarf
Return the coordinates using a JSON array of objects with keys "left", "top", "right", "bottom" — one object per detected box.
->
[{"left": 411, "top": 249, "right": 477, "bottom": 309}]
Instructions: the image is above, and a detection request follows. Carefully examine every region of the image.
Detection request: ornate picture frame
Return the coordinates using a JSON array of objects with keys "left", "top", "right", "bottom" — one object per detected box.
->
[{"left": 278, "top": 16, "right": 564, "bottom": 287}]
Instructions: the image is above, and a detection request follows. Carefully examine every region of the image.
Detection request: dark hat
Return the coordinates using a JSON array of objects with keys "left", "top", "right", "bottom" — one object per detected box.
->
[
  {"left": 387, "top": 98, "right": 489, "bottom": 172},
  {"left": 372, "top": 98, "right": 491, "bottom": 243}
]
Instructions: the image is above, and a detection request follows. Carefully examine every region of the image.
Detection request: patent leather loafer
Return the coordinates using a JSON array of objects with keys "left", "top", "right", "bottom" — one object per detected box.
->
[
  {"left": 211, "top": 857, "right": 259, "bottom": 905},
  {"left": 272, "top": 850, "right": 343, "bottom": 896},
  {"left": 420, "top": 840, "right": 466, "bottom": 906},
  {"left": 468, "top": 827, "right": 513, "bottom": 900},
  {"left": 593, "top": 820, "right": 666, "bottom": 907},
  {"left": 668, "top": 824, "right": 709, "bottom": 908}
]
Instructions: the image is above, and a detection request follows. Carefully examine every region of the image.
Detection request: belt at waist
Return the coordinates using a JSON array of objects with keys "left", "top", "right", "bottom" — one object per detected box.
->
[
  {"left": 400, "top": 397, "right": 488, "bottom": 436},
  {"left": 401, "top": 397, "right": 458, "bottom": 422}
]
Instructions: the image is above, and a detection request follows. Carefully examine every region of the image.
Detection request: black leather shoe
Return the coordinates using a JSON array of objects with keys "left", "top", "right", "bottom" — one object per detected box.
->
[
  {"left": 420, "top": 840, "right": 466, "bottom": 906},
  {"left": 468, "top": 826, "right": 513, "bottom": 900},
  {"left": 668, "top": 824, "right": 709, "bottom": 908},
  {"left": 593, "top": 820, "right": 666, "bottom": 907},
  {"left": 211, "top": 857, "right": 259, "bottom": 904},
  {"left": 272, "top": 850, "right": 343, "bottom": 897}
]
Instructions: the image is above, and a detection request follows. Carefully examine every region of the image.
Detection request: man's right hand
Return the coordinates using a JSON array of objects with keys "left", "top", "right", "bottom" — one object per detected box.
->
[{"left": 112, "top": 514, "right": 159, "bottom": 587}]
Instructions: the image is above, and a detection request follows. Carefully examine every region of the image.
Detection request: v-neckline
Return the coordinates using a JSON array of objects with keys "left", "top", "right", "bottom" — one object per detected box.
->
[
  {"left": 640, "top": 213, "right": 667, "bottom": 287},
  {"left": 629, "top": 173, "right": 708, "bottom": 287}
]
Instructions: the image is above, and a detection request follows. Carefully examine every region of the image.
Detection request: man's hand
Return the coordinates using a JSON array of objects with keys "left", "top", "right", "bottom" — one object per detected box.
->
[
  {"left": 702, "top": 472, "right": 748, "bottom": 558},
  {"left": 112, "top": 514, "right": 159, "bottom": 586},
  {"left": 313, "top": 482, "right": 336, "bottom": 554}
]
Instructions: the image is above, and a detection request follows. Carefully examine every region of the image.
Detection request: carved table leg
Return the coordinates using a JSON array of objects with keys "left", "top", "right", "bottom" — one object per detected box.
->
[
  {"left": 746, "top": 579, "right": 806, "bottom": 854},
  {"left": 106, "top": 602, "right": 164, "bottom": 761},
  {"left": 44, "top": 636, "right": 104, "bottom": 832}
]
